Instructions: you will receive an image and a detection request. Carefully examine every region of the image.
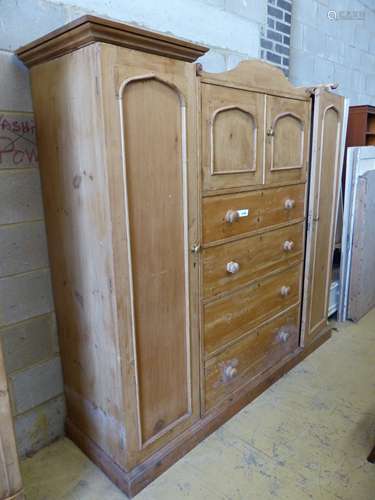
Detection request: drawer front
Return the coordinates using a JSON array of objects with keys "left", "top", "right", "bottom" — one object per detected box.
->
[
  {"left": 204, "top": 263, "right": 302, "bottom": 356},
  {"left": 203, "top": 184, "right": 305, "bottom": 244},
  {"left": 201, "top": 83, "right": 265, "bottom": 192},
  {"left": 203, "top": 222, "right": 304, "bottom": 299},
  {"left": 265, "top": 96, "right": 311, "bottom": 185},
  {"left": 204, "top": 305, "right": 300, "bottom": 412}
]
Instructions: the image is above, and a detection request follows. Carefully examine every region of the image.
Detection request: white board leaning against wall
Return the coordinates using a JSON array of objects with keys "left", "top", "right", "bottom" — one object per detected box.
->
[{"left": 339, "top": 146, "right": 375, "bottom": 322}]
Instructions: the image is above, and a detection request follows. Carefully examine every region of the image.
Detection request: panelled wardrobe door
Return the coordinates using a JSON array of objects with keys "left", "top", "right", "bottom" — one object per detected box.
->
[
  {"left": 201, "top": 84, "right": 265, "bottom": 191},
  {"left": 302, "top": 89, "right": 345, "bottom": 344},
  {"left": 106, "top": 46, "right": 201, "bottom": 463},
  {"left": 265, "top": 96, "right": 310, "bottom": 185}
]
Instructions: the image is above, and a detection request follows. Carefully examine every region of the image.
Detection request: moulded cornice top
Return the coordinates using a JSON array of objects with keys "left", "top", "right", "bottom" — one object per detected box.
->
[{"left": 16, "top": 15, "right": 209, "bottom": 67}]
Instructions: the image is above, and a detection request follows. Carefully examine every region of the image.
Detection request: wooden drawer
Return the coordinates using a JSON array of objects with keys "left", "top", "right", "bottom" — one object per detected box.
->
[
  {"left": 204, "top": 262, "right": 302, "bottom": 356},
  {"left": 203, "top": 222, "right": 304, "bottom": 299},
  {"left": 203, "top": 184, "right": 305, "bottom": 244},
  {"left": 204, "top": 305, "right": 300, "bottom": 412}
]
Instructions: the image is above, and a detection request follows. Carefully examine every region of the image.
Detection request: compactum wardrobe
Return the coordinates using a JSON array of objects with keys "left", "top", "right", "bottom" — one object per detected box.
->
[{"left": 17, "top": 16, "right": 345, "bottom": 497}]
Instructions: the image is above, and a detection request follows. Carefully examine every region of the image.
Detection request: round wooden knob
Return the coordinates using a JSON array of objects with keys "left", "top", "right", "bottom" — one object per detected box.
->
[
  {"left": 278, "top": 330, "right": 289, "bottom": 343},
  {"left": 224, "top": 365, "right": 237, "bottom": 380},
  {"left": 284, "top": 199, "right": 295, "bottom": 209},
  {"left": 280, "top": 285, "right": 291, "bottom": 297},
  {"left": 283, "top": 240, "right": 294, "bottom": 252},
  {"left": 226, "top": 261, "right": 240, "bottom": 274},
  {"left": 225, "top": 209, "right": 239, "bottom": 224}
]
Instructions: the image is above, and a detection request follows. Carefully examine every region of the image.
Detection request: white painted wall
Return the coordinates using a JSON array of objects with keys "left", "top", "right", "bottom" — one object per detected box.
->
[{"left": 0, "top": 0, "right": 267, "bottom": 72}]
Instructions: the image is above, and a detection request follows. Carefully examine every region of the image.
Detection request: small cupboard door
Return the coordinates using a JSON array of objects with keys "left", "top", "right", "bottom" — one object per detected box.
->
[
  {"left": 108, "top": 46, "right": 200, "bottom": 465},
  {"left": 201, "top": 84, "right": 265, "bottom": 191},
  {"left": 302, "top": 89, "right": 345, "bottom": 344},
  {"left": 265, "top": 96, "right": 311, "bottom": 185}
]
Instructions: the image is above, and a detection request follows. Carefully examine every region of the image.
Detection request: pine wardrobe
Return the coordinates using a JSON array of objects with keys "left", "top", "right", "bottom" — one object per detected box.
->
[{"left": 17, "top": 16, "right": 345, "bottom": 497}]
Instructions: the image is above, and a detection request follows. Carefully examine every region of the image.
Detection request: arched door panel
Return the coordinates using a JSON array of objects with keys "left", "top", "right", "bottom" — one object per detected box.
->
[{"left": 265, "top": 96, "right": 311, "bottom": 184}]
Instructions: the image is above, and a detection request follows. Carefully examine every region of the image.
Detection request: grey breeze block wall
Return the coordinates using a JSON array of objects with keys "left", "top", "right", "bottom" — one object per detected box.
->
[
  {"left": 1, "top": 0, "right": 375, "bottom": 458},
  {"left": 290, "top": 0, "right": 375, "bottom": 105},
  {"left": 0, "top": 55, "right": 65, "bottom": 455}
]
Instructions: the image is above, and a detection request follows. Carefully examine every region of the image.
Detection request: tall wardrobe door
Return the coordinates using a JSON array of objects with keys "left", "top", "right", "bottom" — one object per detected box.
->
[
  {"left": 302, "top": 89, "right": 345, "bottom": 344},
  {"left": 119, "top": 66, "right": 199, "bottom": 455}
]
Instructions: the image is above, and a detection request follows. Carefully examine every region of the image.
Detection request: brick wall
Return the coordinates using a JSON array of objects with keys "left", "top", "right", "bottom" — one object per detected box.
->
[{"left": 261, "top": 0, "right": 292, "bottom": 75}]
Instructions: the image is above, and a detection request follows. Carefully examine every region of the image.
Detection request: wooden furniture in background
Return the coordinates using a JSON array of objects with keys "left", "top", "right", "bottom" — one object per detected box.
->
[
  {"left": 346, "top": 105, "right": 375, "bottom": 148},
  {"left": 0, "top": 344, "right": 25, "bottom": 500},
  {"left": 17, "top": 16, "right": 345, "bottom": 497},
  {"left": 342, "top": 105, "right": 375, "bottom": 203}
]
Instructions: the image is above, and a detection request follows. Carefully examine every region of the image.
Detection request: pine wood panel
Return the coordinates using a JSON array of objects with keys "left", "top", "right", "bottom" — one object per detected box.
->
[
  {"left": 122, "top": 77, "right": 190, "bottom": 445},
  {"left": 202, "top": 222, "right": 304, "bottom": 299},
  {"left": 204, "top": 305, "right": 300, "bottom": 412},
  {"left": 204, "top": 263, "right": 302, "bottom": 356},
  {"left": 30, "top": 46, "right": 128, "bottom": 469},
  {"left": 0, "top": 342, "right": 25, "bottom": 500},
  {"left": 309, "top": 108, "right": 339, "bottom": 333},
  {"left": 213, "top": 109, "right": 255, "bottom": 173},
  {"left": 199, "top": 60, "right": 310, "bottom": 101},
  {"left": 201, "top": 83, "right": 265, "bottom": 191},
  {"left": 101, "top": 44, "right": 201, "bottom": 466},
  {"left": 203, "top": 184, "right": 305, "bottom": 244},
  {"left": 265, "top": 96, "right": 310, "bottom": 185},
  {"left": 302, "top": 90, "right": 344, "bottom": 343}
]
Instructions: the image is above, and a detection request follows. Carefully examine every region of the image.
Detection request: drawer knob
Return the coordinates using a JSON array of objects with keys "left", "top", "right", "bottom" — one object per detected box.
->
[
  {"left": 226, "top": 261, "right": 240, "bottom": 274},
  {"left": 225, "top": 209, "right": 239, "bottom": 224},
  {"left": 284, "top": 199, "right": 296, "bottom": 210},
  {"left": 283, "top": 240, "right": 294, "bottom": 252},
  {"left": 280, "top": 285, "right": 291, "bottom": 297},
  {"left": 221, "top": 358, "right": 239, "bottom": 382},
  {"left": 278, "top": 330, "right": 290, "bottom": 343},
  {"left": 223, "top": 365, "right": 238, "bottom": 380}
]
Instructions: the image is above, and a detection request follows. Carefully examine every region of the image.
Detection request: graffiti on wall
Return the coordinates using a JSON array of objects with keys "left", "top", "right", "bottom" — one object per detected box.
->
[{"left": 0, "top": 111, "right": 38, "bottom": 168}]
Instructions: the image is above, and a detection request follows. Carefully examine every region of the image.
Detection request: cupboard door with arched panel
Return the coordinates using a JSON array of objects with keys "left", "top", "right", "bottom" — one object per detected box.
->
[
  {"left": 265, "top": 96, "right": 311, "bottom": 185},
  {"left": 201, "top": 84, "right": 265, "bottom": 192}
]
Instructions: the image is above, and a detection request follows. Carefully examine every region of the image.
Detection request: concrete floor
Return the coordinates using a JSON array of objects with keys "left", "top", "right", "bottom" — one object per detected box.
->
[{"left": 21, "top": 311, "right": 375, "bottom": 499}]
